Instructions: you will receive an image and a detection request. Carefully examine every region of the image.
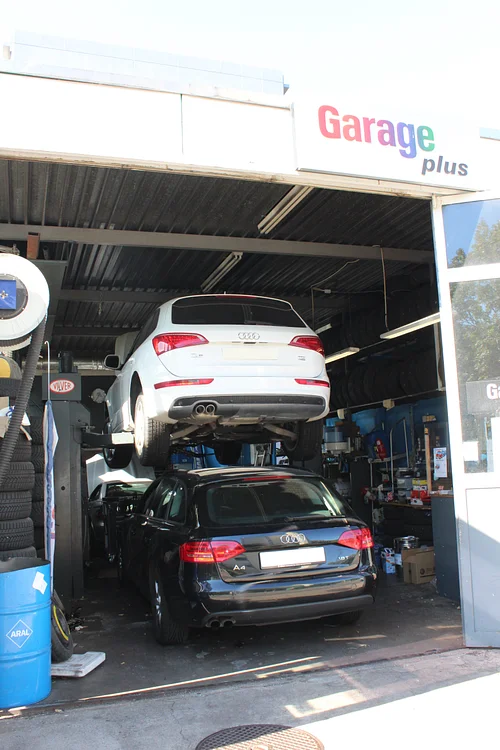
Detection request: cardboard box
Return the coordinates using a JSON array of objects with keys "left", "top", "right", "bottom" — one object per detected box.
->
[{"left": 402, "top": 547, "right": 435, "bottom": 584}]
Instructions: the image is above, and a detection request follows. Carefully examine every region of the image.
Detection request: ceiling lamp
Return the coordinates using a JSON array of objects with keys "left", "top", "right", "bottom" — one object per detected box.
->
[
  {"left": 325, "top": 347, "right": 360, "bottom": 363},
  {"left": 380, "top": 312, "right": 441, "bottom": 340},
  {"left": 201, "top": 252, "right": 243, "bottom": 292},
  {"left": 258, "top": 186, "right": 313, "bottom": 234}
]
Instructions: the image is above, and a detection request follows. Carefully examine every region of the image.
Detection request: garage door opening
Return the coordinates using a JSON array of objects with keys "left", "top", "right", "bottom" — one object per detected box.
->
[{"left": 0, "top": 160, "right": 463, "bottom": 706}]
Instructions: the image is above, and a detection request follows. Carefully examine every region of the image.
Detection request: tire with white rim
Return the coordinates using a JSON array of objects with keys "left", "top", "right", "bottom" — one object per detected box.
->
[{"left": 134, "top": 393, "right": 171, "bottom": 467}]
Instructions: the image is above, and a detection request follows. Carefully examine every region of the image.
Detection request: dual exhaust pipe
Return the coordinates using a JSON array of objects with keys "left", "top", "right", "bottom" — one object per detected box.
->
[
  {"left": 194, "top": 402, "right": 216, "bottom": 416},
  {"left": 207, "top": 617, "right": 235, "bottom": 629}
]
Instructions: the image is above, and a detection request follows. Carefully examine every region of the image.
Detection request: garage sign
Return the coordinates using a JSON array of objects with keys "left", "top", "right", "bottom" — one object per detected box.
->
[
  {"left": 293, "top": 97, "right": 479, "bottom": 191},
  {"left": 465, "top": 380, "right": 500, "bottom": 415}
]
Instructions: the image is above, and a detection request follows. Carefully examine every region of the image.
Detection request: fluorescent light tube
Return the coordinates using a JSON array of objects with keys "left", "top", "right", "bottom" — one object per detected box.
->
[
  {"left": 258, "top": 186, "right": 313, "bottom": 234},
  {"left": 380, "top": 312, "right": 440, "bottom": 340},
  {"left": 201, "top": 251, "right": 243, "bottom": 292},
  {"left": 325, "top": 347, "right": 360, "bottom": 363},
  {"left": 315, "top": 323, "right": 332, "bottom": 334}
]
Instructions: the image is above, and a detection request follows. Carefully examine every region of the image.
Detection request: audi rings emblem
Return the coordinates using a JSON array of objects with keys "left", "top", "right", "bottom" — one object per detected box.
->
[
  {"left": 238, "top": 332, "right": 260, "bottom": 341},
  {"left": 280, "top": 533, "right": 306, "bottom": 545}
]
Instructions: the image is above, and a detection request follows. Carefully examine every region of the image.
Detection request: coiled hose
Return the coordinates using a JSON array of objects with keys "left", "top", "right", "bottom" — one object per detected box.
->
[{"left": 0, "top": 319, "right": 46, "bottom": 489}]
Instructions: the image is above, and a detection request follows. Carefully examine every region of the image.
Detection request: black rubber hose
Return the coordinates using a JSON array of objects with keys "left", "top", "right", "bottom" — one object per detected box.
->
[{"left": 0, "top": 319, "right": 46, "bottom": 490}]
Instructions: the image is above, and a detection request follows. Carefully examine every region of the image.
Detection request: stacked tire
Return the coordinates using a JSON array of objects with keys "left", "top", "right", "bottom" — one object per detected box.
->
[
  {"left": 29, "top": 416, "right": 46, "bottom": 557},
  {"left": 0, "top": 431, "right": 36, "bottom": 561}
]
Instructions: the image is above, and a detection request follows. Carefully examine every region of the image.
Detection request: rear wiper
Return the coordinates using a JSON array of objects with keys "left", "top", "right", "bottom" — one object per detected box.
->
[{"left": 283, "top": 514, "right": 332, "bottom": 522}]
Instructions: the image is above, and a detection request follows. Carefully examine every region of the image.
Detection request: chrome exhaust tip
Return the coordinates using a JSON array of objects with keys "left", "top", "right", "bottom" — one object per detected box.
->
[
  {"left": 205, "top": 403, "right": 216, "bottom": 415},
  {"left": 194, "top": 404, "right": 206, "bottom": 415}
]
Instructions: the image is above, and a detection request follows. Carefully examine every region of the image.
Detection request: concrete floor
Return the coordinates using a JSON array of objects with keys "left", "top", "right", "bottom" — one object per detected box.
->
[
  {"left": 1, "top": 648, "right": 498, "bottom": 749},
  {"left": 25, "top": 563, "right": 462, "bottom": 709}
]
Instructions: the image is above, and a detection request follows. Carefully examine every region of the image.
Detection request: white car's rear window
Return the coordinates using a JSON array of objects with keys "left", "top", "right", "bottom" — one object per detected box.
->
[{"left": 172, "top": 296, "right": 306, "bottom": 327}]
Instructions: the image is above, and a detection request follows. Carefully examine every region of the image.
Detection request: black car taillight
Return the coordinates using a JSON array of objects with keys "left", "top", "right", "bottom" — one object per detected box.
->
[{"left": 180, "top": 541, "right": 246, "bottom": 563}]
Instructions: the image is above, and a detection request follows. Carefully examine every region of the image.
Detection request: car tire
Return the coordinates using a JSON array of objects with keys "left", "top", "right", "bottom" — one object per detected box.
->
[
  {"left": 31, "top": 499, "right": 45, "bottom": 527},
  {"left": 103, "top": 419, "right": 135, "bottom": 470},
  {"left": 0, "top": 545, "right": 37, "bottom": 561},
  {"left": 1, "top": 462, "right": 35, "bottom": 493},
  {"left": 10, "top": 435, "right": 32, "bottom": 463},
  {"left": 283, "top": 419, "right": 323, "bottom": 462},
  {"left": 0, "top": 377, "right": 21, "bottom": 398},
  {"left": 51, "top": 590, "right": 74, "bottom": 663},
  {"left": 33, "top": 473, "right": 44, "bottom": 500},
  {"left": 103, "top": 442, "right": 135, "bottom": 470},
  {"left": 213, "top": 442, "right": 242, "bottom": 465},
  {"left": 149, "top": 566, "right": 189, "bottom": 645},
  {"left": 31, "top": 445, "right": 45, "bottom": 473},
  {"left": 332, "top": 610, "right": 363, "bottom": 626},
  {"left": 0, "top": 518, "right": 34, "bottom": 551},
  {"left": 29, "top": 416, "right": 44, "bottom": 445},
  {"left": 0, "top": 491, "right": 32, "bottom": 521},
  {"left": 134, "top": 394, "right": 171, "bottom": 467}
]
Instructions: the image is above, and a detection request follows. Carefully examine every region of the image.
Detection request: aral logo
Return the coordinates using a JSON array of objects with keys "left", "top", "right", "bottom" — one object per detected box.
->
[
  {"left": 318, "top": 105, "right": 468, "bottom": 178},
  {"left": 49, "top": 379, "right": 75, "bottom": 394},
  {"left": 6, "top": 619, "right": 33, "bottom": 649}
]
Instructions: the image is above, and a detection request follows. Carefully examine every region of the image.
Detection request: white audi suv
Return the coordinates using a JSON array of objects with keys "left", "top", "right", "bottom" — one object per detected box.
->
[{"left": 103, "top": 294, "right": 329, "bottom": 467}]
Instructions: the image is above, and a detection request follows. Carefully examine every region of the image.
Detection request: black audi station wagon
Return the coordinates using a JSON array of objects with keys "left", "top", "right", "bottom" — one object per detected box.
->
[{"left": 118, "top": 467, "right": 377, "bottom": 644}]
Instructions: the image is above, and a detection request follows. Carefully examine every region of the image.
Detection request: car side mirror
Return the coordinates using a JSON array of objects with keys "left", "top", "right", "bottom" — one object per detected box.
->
[{"left": 104, "top": 354, "right": 121, "bottom": 370}]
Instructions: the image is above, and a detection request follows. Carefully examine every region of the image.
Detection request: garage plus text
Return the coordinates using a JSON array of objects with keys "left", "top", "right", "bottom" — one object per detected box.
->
[{"left": 318, "top": 106, "right": 468, "bottom": 177}]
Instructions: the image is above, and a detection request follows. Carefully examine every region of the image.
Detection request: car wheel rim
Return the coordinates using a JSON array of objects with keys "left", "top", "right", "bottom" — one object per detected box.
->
[
  {"left": 154, "top": 579, "right": 162, "bottom": 626},
  {"left": 135, "top": 400, "right": 144, "bottom": 455}
]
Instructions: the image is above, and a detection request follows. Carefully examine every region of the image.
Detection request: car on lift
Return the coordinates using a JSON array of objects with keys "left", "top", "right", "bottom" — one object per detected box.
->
[
  {"left": 87, "top": 479, "right": 152, "bottom": 557},
  {"left": 103, "top": 295, "right": 329, "bottom": 467},
  {"left": 117, "top": 466, "right": 376, "bottom": 645}
]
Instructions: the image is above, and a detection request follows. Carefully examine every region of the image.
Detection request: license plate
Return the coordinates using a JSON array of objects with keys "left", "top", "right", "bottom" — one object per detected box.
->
[
  {"left": 223, "top": 347, "right": 277, "bottom": 361},
  {"left": 260, "top": 547, "right": 326, "bottom": 569}
]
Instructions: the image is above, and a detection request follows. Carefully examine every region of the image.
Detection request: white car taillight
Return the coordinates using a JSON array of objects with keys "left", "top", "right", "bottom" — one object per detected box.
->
[
  {"left": 289, "top": 335, "right": 325, "bottom": 357},
  {"left": 152, "top": 333, "right": 209, "bottom": 355}
]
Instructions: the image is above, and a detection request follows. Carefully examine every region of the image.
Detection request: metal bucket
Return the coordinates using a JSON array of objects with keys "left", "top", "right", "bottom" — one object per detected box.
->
[
  {"left": 394, "top": 536, "right": 419, "bottom": 574},
  {"left": 0, "top": 558, "right": 51, "bottom": 709},
  {"left": 394, "top": 536, "right": 420, "bottom": 554}
]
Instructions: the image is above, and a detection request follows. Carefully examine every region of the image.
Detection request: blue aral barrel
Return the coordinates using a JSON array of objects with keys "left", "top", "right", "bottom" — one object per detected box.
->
[{"left": 0, "top": 558, "right": 51, "bottom": 708}]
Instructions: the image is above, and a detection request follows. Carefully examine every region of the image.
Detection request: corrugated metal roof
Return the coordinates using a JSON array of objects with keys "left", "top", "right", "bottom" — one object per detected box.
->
[
  {"left": 0, "top": 159, "right": 434, "bottom": 250},
  {"left": 0, "top": 158, "right": 434, "bottom": 356}
]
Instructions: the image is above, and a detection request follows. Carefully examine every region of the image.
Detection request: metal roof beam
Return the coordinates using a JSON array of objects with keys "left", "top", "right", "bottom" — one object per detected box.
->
[
  {"left": 0, "top": 224, "right": 433, "bottom": 264},
  {"left": 56, "top": 289, "right": 336, "bottom": 309},
  {"left": 53, "top": 327, "right": 134, "bottom": 337}
]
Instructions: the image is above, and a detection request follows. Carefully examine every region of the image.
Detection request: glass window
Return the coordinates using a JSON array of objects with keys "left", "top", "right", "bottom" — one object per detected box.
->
[
  {"left": 89, "top": 486, "right": 101, "bottom": 502},
  {"left": 167, "top": 482, "right": 187, "bottom": 524},
  {"left": 198, "top": 477, "right": 347, "bottom": 527},
  {"left": 444, "top": 199, "right": 500, "bottom": 268},
  {"left": 152, "top": 478, "right": 177, "bottom": 519},
  {"left": 141, "top": 479, "right": 161, "bottom": 516},
  {"left": 172, "top": 296, "right": 306, "bottom": 327},
  {"left": 451, "top": 277, "right": 500, "bottom": 472},
  {"left": 105, "top": 482, "right": 151, "bottom": 498}
]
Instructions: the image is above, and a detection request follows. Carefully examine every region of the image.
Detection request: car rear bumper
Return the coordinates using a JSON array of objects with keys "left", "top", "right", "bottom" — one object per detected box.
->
[
  {"left": 168, "top": 394, "right": 328, "bottom": 421},
  {"left": 200, "top": 594, "right": 374, "bottom": 627},
  {"left": 177, "top": 570, "right": 376, "bottom": 628}
]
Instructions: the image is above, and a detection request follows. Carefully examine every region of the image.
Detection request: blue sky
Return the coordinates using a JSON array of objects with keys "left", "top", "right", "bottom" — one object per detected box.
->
[{"left": 2, "top": 0, "right": 500, "bottom": 125}]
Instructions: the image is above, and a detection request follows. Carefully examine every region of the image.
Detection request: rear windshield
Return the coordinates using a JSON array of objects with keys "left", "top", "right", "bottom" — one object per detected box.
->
[
  {"left": 198, "top": 478, "right": 347, "bottom": 527},
  {"left": 172, "top": 296, "right": 306, "bottom": 328},
  {"left": 105, "top": 482, "right": 151, "bottom": 498}
]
